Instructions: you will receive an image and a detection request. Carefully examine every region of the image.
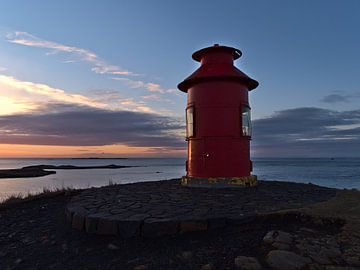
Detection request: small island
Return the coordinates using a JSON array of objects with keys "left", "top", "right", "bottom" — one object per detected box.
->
[{"left": 0, "top": 164, "right": 136, "bottom": 179}]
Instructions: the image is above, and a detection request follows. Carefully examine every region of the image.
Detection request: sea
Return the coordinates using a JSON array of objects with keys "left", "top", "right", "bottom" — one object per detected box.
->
[{"left": 0, "top": 157, "right": 359, "bottom": 201}]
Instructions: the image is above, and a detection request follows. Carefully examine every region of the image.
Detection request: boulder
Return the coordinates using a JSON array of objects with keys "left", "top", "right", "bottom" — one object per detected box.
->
[
  {"left": 200, "top": 263, "right": 215, "bottom": 270},
  {"left": 266, "top": 250, "right": 311, "bottom": 270},
  {"left": 234, "top": 256, "right": 262, "bottom": 269},
  {"left": 263, "top": 230, "right": 293, "bottom": 245}
]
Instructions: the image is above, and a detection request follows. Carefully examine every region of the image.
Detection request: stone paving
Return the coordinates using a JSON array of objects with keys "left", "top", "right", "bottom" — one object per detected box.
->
[{"left": 65, "top": 179, "right": 336, "bottom": 238}]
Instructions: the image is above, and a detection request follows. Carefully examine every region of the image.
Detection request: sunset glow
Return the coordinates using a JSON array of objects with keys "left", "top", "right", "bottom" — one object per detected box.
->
[{"left": 0, "top": 143, "right": 186, "bottom": 158}]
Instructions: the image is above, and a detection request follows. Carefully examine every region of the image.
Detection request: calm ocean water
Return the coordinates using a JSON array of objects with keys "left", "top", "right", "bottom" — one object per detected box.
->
[{"left": 0, "top": 157, "right": 359, "bottom": 201}]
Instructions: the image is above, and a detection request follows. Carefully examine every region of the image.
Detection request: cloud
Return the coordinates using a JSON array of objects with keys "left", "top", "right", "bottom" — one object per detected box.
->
[
  {"left": 6, "top": 31, "right": 134, "bottom": 76},
  {"left": 0, "top": 96, "right": 36, "bottom": 116},
  {"left": 112, "top": 77, "right": 176, "bottom": 94},
  {"left": 0, "top": 67, "right": 7, "bottom": 72},
  {"left": 5, "top": 31, "right": 178, "bottom": 96},
  {"left": 61, "top": 60, "right": 76, "bottom": 64},
  {"left": 320, "top": 94, "right": 350, "bottom": 103},
  {"left": 320, "top": 92, "right": 360, "bottom": 104},
  {"left": 141, "top": 94, "right": 162, "bottom": 101},
  {"left": 87, "top": 89, "right": 157, "bottom": 113},
  {"left": 0, "top": 103, "right": 185, "bottom": 148},
  {"left": 0, "top": 75, "right": 105, "bottom": 111},
  {"left": 140, "top": 94, "right": 175, "bottom": 106},
  {"left": 0, "top": 75, "right": 169, "bottom": 115},
  {"left": 252, "top": 107, "right": 360, "bottom": 157},
  {"left": 118, "top": 97, "right": 156, "bottom": 113}
]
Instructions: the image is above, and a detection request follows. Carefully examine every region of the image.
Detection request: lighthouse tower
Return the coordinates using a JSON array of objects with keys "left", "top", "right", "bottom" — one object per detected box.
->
[{"left": 178, "top": 44, "right": 259, "bottom": 187}]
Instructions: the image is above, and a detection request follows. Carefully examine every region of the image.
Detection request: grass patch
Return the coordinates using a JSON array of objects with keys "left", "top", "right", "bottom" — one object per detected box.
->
[
  {"left": 0, "top": 180, "right": 122, "bottom": 208},
  {"left": 0, "top": 186, "right": 79, "bottom": 208}
]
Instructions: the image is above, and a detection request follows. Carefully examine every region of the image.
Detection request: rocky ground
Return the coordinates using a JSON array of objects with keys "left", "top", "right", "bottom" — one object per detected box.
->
[{"left": 1, "top": 180, "right": 360, "bottom": 269}]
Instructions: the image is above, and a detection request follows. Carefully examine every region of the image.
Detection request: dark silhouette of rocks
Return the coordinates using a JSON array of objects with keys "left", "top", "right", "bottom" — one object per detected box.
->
[{"left": 0, "top": 164, "right": 136, "bottom": 179}]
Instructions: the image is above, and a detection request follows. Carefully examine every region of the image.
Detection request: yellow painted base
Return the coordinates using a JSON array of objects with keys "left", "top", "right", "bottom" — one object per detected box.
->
[{"left": 181, "top": 175, "right": 257, "bottom": 188}]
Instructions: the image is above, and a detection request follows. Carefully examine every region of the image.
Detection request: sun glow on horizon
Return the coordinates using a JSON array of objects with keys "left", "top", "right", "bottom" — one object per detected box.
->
[{"left": 0, "top": 144, "right": 186, "bottom": 158}]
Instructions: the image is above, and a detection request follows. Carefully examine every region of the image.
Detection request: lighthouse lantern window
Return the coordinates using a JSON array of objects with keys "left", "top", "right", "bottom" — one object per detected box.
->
[
  {"left": 186, "top": 106, "right": 194, "bottom": 137},
  {"left": 242, "top": 106, "right": 252, "bottom": 136}
]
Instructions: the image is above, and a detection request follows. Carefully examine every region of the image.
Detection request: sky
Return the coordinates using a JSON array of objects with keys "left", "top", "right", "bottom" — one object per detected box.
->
[{"left": 0, "top": 0, "right": 359, "bottom": 157}]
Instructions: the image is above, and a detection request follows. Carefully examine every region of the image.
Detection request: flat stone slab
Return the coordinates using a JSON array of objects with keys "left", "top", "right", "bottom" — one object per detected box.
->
[{"left": 65, "top": 179, "right": 336, "bottom": 238}]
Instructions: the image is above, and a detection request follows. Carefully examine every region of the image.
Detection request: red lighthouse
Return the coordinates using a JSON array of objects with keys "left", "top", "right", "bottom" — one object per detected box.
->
[{"left": 178, "top": 44, "right": 259, "bottom": 187}]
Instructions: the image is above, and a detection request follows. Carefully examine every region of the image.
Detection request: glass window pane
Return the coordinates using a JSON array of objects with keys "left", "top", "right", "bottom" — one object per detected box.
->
[
  {"left": 186, "top": 107, "right": 194, "bottom": 137},
  {"left": 242, "top": 107, "right": 252, "bottom": 136}
]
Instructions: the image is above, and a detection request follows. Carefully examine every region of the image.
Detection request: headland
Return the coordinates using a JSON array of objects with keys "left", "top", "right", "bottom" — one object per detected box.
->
[{"left": 1, "top": 179, "right": 360, "bottom": 269}]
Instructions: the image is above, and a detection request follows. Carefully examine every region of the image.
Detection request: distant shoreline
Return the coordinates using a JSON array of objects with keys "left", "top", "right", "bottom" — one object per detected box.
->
[
  {"left": 0, "top": 164, "right": 137, "bottom": 179},
  {"left": 70, "top": 158, "right": 128, "bottom": 160}
]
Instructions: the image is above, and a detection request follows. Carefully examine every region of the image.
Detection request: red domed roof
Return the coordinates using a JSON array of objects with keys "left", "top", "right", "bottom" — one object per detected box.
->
[{"left": 178, "top": 44, "right": 258, "bottom": 92}]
